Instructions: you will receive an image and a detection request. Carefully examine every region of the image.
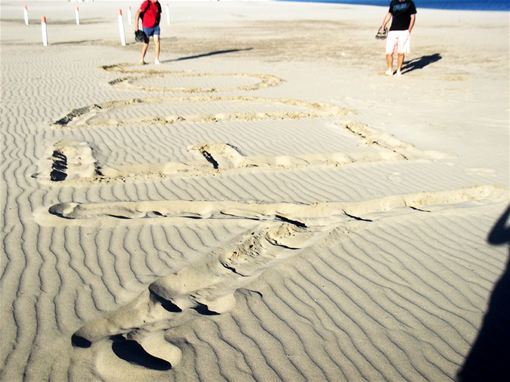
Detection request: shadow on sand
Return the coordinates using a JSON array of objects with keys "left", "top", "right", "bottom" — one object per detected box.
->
[
  {"left": 401, "top": 53, "right": 442, "bottom": 74},
  {"left": 110, "top": 335, "right": 172, "bottom": 371},
  {"left": 163, "top": 48, "right": 253, "bottom": 63},
  {"left": 457, "top": 205, "right": 510, "bottom": 381}
]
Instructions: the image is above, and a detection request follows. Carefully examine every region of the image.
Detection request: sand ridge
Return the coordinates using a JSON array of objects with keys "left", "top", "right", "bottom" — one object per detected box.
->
[
  {"left": 52, "top": 94, "right": 351, "bottom": 128},
  {"left": 38, "top": 185, "right": 508, "bottom": 226},
  {"left": 1, "top": 1, "right": 509, "bottom": 381},
  {"left": 36, "top": 63, "right": 447, "bottom": 188},
  {"left": 34, "top": 136, "right": 436, "bottom": 186},
  {"left": 28, "top": 24, "right": 510, "bottom": 381},
  {"left": 102, "top": 63, "right": 285, "bottom": 93},
  {"left": 67, "top": 191, "right": 508, "bottom": 375}
]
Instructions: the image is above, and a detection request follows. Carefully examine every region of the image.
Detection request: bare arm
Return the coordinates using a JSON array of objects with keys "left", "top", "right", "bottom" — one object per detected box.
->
[
  {"left": 134, "top": 9, "right": 141, "bottom": 31},
  {"left": 408, "top": 14, "right": 416, "bottom": 33},
  {"left": 380, "top": 12, "right": 392, "bottom": 31}
]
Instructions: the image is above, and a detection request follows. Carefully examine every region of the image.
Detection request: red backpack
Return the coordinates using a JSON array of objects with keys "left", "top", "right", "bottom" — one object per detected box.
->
[{"left": 140, "top": 1, "right": 161, "bottom": 28}]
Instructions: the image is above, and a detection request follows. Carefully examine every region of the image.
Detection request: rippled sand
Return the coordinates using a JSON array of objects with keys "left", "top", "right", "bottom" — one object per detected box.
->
[{"left": 1, "top": 1, "right": 509, "bottom": 381}]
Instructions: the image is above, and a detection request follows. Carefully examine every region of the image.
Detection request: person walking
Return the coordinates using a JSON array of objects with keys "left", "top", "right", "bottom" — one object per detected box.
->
[
  {"left": 135, "top": 0, "right": 162, "bottom": 65},
  {"left": 378, "top": 0, "right": 417, "bottom": 76}
]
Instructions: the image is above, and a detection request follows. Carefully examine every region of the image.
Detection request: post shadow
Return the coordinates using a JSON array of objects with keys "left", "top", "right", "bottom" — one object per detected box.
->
[
  {"left": 401, "top": 53, "right": 442, "bottom": 74},
  {"left": 457, "top": 205, "right": 510, "bottom": 381},
  {"left": 163, "top": 48, "right": 253, "bottom": 63}
]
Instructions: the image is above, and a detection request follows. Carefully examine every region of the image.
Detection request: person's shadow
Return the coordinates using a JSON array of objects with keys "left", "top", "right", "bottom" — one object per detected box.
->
[
  {"left": 457, "top": 205, "right": 510, "bottom": 381},
  {"left": 163, "top": 48, "right": 253, "bottom": 63},
  {"left": 401, "top": 53, "right": 442, "bottom": 74}
]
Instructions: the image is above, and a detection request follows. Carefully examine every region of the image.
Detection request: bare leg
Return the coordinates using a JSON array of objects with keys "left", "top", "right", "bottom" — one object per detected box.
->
[
  {"left": 386, "top": 54, "right": 393, "bottom": 70},
  {"left": 385, "top": 54, "right": 393, "bottom": 75},
  {"left": 397, "top": 53, "right": 405, "bottom": 72},
  {"left": 154, "top": 36, "right": 160, "bottom": 63},
  {"left": 140, "top": 42, "right": 149, "bottom": 64}
]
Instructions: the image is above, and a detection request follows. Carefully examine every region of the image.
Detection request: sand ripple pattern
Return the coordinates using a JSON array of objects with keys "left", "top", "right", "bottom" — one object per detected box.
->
[
  {"left": 66, "top": 191, "right": 508, "bottom": 381},
  {"left": 3, "top": 52, "right": 508, "bottom": 382},
  {"left": 36, "top": 64, "right": 510, "bottom": 380}
]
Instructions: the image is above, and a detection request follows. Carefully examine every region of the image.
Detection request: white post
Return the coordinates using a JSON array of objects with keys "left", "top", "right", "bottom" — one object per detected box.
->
[
  {"left": 41, "top": 16, "right": 48, "bottom": 46},
  {"left": 23, "top": 6, "right": 29, "bottom": 26},
  {"left": 75, "top": 6, "right": 80, "bottom": 25},
  {"left": 165, "top": 4, "right": 170, "bottom": 25},
  {"left": 127, "top": 6, "right": 132, "bottom": 26},
  {"left": 117, "top": 9, "right": 126, "bottom": 46}
]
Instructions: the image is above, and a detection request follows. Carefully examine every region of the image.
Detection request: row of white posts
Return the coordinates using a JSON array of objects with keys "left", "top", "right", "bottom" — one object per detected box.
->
[
  {"left": 25, "top": 5, "right": 79, "bottom": 45},
  {"left": 24, "top": 4, "right": 171, "bottom": 47},
  {"left": 24, "top": 5, "right": 80, "bottom": 26},
  {"left": 117, "top": 9, "right": 126, "bottom": 46}
]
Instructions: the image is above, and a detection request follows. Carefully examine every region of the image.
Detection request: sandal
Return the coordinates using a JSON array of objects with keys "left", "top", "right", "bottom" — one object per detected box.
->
[{"left": 375, "top": 27, "right": 388, "bottom": 40}]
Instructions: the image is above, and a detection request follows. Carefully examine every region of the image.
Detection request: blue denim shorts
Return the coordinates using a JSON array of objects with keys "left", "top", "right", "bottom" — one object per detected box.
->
[{"left": 143, "top": 25, "right": 160, "bottom": 38}]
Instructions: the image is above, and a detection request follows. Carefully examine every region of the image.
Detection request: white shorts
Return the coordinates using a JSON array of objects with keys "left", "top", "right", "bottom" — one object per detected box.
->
[{"left": 386, "top": 30, "right": 411, "bottom": 54}]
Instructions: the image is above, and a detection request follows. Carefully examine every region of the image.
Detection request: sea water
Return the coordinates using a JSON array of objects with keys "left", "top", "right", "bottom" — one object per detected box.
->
[{"left": 281, "top": 0, "right": 510, "bottom": 11}]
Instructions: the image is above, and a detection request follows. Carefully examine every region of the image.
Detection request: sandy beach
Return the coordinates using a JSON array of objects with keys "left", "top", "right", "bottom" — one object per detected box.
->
[{"left": 1, "top": 0, "right": 509, "bottom": 381}]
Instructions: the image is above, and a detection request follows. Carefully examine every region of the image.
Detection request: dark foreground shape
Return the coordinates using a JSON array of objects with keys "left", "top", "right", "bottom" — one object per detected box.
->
[
  {"left": 71, "top": 333, "right": 92, "bottom": 348},
  {"left": 111, "top": 335, "right": 172, "bottom": 371},
  {"left": 457, "top": 205, "right": 510, "bottom": 382},
  {"left": 167, "top": 48, "right": 254, "bottom": 63},
  {"left": 401, "top": 53, "right": 442, "bottom": 74},
  {"left": 193, "top": 302, "right": 220, "bottom": 316},
  {"left": 149, "top": 290, "right": 183, "bottom": 313}
]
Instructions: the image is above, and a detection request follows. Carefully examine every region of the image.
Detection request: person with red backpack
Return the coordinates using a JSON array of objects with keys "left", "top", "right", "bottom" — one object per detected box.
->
[{"left": 134, "top": 0, "right": 162, "bottom": 65}]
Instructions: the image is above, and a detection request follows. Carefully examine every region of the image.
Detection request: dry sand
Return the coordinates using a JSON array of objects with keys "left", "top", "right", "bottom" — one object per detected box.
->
[{"left": 1, "top": 0, "right": 509, "bottom": 381}]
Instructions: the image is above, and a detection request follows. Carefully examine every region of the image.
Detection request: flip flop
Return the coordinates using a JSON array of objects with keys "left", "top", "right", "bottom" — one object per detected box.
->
[{"left": 375, "top": 28, "right": 388, "bottom": 40}]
